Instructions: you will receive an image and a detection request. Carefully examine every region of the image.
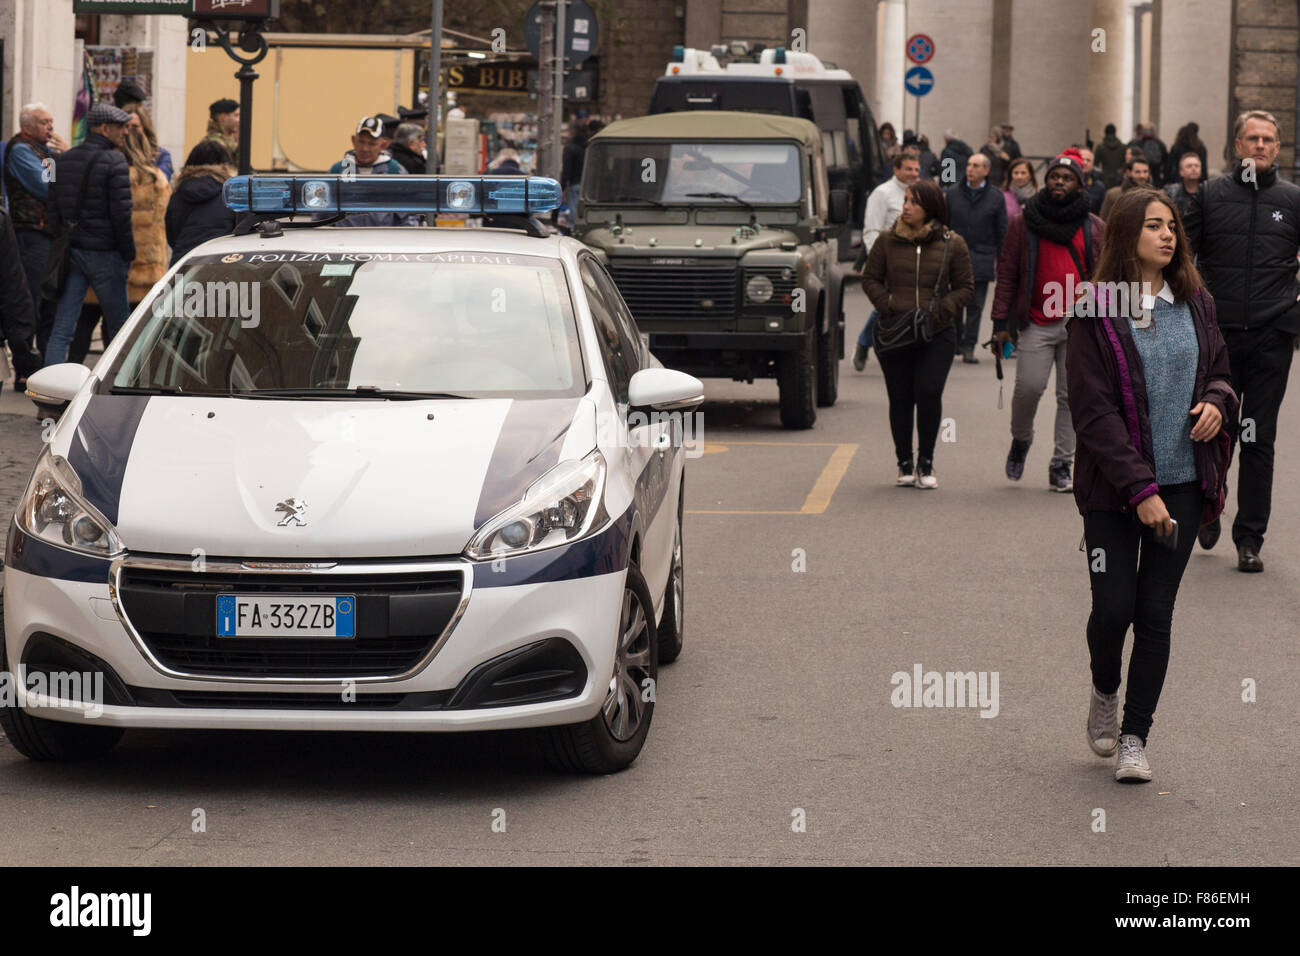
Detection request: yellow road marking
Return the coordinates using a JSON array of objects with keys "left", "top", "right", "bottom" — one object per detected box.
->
[
  {"left": 800, "top": 443, "right": 858, "bottom": 514},
  {"left": 685, "top": 442, "right": 859, "bottom": 516}
]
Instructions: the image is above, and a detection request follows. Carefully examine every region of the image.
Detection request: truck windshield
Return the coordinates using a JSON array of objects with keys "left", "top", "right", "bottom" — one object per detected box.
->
[{"left": 583, "top": 142, "right": 802, "bottom": 205}]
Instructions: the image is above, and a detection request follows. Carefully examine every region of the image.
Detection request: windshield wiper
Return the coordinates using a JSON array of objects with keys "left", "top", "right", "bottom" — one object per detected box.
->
[
  {"left": 109, "top": 385, "right": 185, "bottom": 395},
  {"left": 228, "top": 386, "right": 471, "bottom": 400},
  {"left": 684, "top": 191, "right": 755, "bottom": 211},
  {"left": 596, "top": 195, "right": 667, "bottom": 208}
]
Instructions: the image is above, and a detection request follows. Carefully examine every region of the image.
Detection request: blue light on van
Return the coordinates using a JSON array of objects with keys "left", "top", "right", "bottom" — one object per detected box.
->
[
  {"left": 222, "top": 175, "right": 562, "bottom": 215},
  {"left": 671, "top": 44, "right": 684, "bottom": 62}
]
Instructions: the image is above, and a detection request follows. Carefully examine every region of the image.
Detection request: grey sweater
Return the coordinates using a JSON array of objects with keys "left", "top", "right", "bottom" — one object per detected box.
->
[{"left": 1128, "top": 294, "right": 1198, "bottom": 484}]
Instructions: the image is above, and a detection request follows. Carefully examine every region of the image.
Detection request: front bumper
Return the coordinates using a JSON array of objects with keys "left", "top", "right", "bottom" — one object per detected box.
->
[{"left": 2, "top": 557, "right": 625, "bottom": 732}]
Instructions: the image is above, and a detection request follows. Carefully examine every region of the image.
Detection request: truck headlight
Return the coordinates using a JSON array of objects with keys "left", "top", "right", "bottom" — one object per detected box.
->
[
  {"left": 745, "top": 274, "right": 774, "bottom": 303},
  {"left": 465, "top": 450, "right": 608, "bottom": 560},
  {"left": 16, "top": 453, "right": 124, "bottom": 557}
]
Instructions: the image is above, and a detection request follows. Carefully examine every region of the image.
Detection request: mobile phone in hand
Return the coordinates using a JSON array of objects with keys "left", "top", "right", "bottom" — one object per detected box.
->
[{"left": 1153, "top": 518, "right": 1179, "bottom": 551}]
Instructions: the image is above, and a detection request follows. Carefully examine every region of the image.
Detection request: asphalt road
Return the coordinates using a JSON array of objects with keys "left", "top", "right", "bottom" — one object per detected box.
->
[{"left": 1, "top": 283, "right": 1297, "bottom": 865}]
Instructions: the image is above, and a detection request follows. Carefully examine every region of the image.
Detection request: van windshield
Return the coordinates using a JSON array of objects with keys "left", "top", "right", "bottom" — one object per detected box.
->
[{"left": 583, "top": 141, "right": 802, "bottom": 205}]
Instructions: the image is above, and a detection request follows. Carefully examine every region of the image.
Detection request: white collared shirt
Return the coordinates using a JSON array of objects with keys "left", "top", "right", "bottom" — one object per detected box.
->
[{"left": 1139, "top": 281, "right": 1176, "bottom": 313}]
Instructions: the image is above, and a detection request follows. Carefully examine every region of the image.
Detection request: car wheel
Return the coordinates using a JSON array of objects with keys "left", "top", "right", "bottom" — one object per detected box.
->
[
  {"left": 657, "top": 499, "right": 684, "bottom": 664},
  {"left": 816, "top": 305, "right": 840, "bottom": 408},
  {"left": 778, "top": 335, "right": 817, "bottom": 429},
  {"left": 0, "top": 604, "right": 123, "bottom": 762},
  {"left": 542, "top": 562, "right": 658, "bottom": 773}
]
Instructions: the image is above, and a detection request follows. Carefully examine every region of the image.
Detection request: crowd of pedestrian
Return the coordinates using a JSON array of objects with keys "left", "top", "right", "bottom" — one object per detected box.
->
[{"left": 851, "top": 107, "right": 1298, "bottom": 784}]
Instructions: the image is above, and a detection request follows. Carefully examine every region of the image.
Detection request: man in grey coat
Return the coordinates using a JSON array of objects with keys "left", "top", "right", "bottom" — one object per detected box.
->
[{"left": 944, "top": 152, "right": 1007, "bottom": 362}]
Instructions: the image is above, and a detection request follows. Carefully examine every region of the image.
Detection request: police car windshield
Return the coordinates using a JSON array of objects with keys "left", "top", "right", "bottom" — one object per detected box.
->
[
  {"left": 105, "top": 253, "right": 585, "bottom": 399},
  {"left": 583, "top": 142, "right": 802, "bottom": 205}
]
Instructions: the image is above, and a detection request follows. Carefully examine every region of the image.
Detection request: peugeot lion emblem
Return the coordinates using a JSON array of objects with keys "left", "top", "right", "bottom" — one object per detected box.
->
[{"left": 275, "top": 498, "right": 308, "bottom": 527}]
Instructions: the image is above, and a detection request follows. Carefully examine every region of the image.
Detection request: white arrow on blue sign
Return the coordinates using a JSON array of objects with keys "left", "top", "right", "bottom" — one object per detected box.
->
[{"left": 904, "top": 65, "right": 934, "bottom": 97}]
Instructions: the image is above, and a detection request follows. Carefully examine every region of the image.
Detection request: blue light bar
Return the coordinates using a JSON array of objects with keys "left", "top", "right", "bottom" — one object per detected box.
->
[{"left": 222, "top": 175, "right": 562, "bottom": 216}]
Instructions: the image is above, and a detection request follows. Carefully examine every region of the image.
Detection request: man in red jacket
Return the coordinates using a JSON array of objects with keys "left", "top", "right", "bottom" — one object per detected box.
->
[{"left": 993, "top": 148, "right": 1106, "bottom": 492}]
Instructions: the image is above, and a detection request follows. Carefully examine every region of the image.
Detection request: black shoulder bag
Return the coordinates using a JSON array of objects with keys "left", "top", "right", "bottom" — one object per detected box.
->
[
  {"left": 874, "top": 230, "right": 951, "bottom": 353},
  {"left": 42, "top": 150, "right": 103, "bottom": 302}
]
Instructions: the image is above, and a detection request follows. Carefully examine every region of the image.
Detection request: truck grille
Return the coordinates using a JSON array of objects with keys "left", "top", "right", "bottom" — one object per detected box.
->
[
  {"left": 610, "top": 264, "right": 738, "bottom": 319},
  {"left": 744, "top": 266, "right": 800, "bottom": 307}
]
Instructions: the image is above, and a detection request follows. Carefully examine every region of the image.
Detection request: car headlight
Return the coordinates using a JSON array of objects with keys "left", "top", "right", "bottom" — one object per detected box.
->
[
  {"left": 745, "top": 274, "right": 774, "bottom": 303},
  {"left": 465, "top": 450, "right": 608, "bottom": 560},
  {"left": 16, "top": 454, "right": 124, "bottom": 557}
]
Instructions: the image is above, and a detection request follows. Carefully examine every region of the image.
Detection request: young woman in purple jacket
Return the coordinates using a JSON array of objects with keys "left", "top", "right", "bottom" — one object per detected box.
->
[{"left": 1066, "top": 187, "right": 1237, "bottom": 783}]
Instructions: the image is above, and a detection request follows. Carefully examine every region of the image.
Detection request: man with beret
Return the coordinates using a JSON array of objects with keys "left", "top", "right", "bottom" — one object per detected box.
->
[
  {"left": 44, "top": 103, "right": 136, "bottom": 366},
  {"left": 205, "top": 97, "right": 239, "bottom": 157}
]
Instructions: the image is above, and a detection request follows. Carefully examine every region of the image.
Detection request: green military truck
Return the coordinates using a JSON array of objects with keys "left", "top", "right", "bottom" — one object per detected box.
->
[{"left": 574, "top": 111, "right": 849, "bottom": 428}]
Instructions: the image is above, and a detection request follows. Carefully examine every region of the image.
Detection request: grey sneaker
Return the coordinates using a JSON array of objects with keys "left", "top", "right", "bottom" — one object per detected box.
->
[
  {"left": 1005, "top": 439, "right": 1030, "bottom": 481},
  {"left": 853, "top": 343, "right": 869, "bottom": 371},
  {"left": 1049, "top": 459, "right": 1073, "bottom": 493},
  {"left": 1087, "top": 685, "right": 1119, "bottom": 756},
  {"left": 1114, "top": 734, "right": 1153, "bottom": 782}
]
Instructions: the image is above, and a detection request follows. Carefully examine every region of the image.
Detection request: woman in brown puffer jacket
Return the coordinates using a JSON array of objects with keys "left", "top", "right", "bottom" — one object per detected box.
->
[{"left": 862, "top": 177, "right": 974, "bottom": 488}]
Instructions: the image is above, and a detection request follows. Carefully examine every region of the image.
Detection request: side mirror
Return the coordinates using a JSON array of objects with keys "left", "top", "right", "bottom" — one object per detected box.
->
[
  {"left": 26, "top": 363, "right": 93, "bottom": 404},
  {"left": 628, "top": 368, "right": 704, "bottom": 414},
  {"left": 828, "top": 189, "right": 850, "bottom": 224}
]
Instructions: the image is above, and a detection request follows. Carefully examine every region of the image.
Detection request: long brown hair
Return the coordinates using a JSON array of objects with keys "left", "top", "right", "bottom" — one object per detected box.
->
[
  {"left": 123, "top": 102, "right": 159, "bottom": 154},
  {"left": 1092, "top": 187, "right": 1203, "bottom": 306}
]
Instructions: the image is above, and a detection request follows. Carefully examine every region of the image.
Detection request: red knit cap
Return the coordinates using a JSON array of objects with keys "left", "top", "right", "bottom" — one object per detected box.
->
[{"left": 1046, "top": 147, "right": 1086, "bottom": 185}]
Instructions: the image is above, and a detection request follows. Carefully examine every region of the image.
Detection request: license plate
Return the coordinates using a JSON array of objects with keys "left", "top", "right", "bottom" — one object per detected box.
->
[{"left": 216, "top": 595, "right": 355, "bottom": 638}]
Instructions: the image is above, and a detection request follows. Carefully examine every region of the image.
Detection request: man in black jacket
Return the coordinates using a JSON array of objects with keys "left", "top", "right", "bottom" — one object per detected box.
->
[
  {"left": 1184, "top": 110, "right": 1300, "bottom": 572},
  {"left": 45, "top": 102, "right": 135, "bottom": 366},
  {"left": 944, "top": 152, "right": 1007, "bottom": 362},
  {"left": 0, "top": 206, "right": 38, "bottom": 395}
]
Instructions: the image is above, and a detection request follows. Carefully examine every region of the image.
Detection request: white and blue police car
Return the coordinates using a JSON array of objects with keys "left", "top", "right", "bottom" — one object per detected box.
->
[{"left": 2, "top": 175, "right": 701, "bottom": 773}]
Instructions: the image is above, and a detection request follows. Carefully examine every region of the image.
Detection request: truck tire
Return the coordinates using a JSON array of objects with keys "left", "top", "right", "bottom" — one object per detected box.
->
[
  {"left": 816, "top": 302, "right": 839, "bottom": 408},
  {"left": 778, "top": 337, "right": 818, "bottom": 429}
]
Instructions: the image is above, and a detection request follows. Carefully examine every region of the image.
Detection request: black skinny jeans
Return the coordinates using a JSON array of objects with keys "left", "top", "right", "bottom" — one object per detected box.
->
[
  {"left": 1083, "top": 483, "right": 1201, "bottom": 744},
  {"left": 876, "top": 324, "right": 956, "bottom": 464}
]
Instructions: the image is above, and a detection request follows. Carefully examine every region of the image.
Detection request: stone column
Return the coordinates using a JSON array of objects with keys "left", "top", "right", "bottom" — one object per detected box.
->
[
  {"left": 1086, "top": 0, "right": 1127, "bottom": 152},
  {"left": 1157, "top": 0, "right": 1231, "bottom": 175},
  {"left": 899, "top": 0, "right": 994, "bottom": 167},
  {"left": 0, "top": 0, "right": 77, "bottom": 143},
  {"left": 808, "top": 0, "right": 876, "bottom": 108},
  {"left": 1005, "top": 0, "right": 1093, "bottom": 157},
  {"left": 877, "top": 0, "right": 907, "bottom": 133}
]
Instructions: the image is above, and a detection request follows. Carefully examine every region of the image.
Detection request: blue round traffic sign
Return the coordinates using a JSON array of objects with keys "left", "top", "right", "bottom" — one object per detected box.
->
[
  {"left": 904, "top": 65, "right": 934, "bottom": 97},
  {"left": 906, "top": 33, "right": 935, "bottom": 64}
]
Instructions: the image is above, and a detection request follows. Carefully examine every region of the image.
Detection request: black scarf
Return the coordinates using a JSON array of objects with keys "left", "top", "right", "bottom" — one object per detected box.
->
[{"left": 1022, "top": 188, "right": 1092, "bottom": 244}]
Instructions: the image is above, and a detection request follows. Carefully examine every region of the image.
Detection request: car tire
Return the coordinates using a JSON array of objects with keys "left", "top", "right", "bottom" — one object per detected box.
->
[
  {"left": 778, "top": 336, "right": 818, "bottom": 429},
  {"left": 815, "top": 304, "right": 840, "bottom": 408},
  {"left": 542, "top": 562, "right": 658, "bottom": 774},
  {"left": 656, "top": 497, "right": 684, "bottom": 664},
  {"left": 0, "top": 604, "right": 124, "bottom": 762}
]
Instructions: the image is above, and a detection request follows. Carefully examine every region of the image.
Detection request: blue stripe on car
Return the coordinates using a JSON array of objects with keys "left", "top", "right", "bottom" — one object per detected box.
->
[
  {"left": 4, "top": 521, "right": 112, "bottom": 584},
  {"left": 66, "top": 394, "right": 150, "bottom": 526},
  {"left": 472, "top": 506, "right": 631, "bottom": 588},
  {"left": 473, "top": 397, "right": 580, "bottom": 527}
]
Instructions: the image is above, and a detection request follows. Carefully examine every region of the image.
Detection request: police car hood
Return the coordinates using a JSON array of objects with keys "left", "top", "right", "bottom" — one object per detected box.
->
[{"left": 77, "top": 394, "right": 595, "bottom": 559}]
